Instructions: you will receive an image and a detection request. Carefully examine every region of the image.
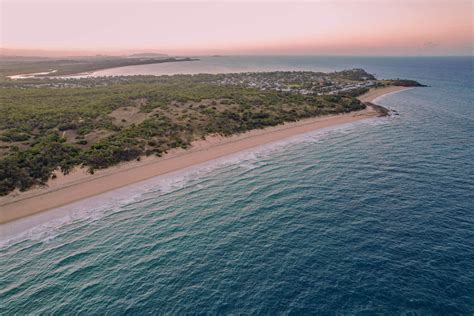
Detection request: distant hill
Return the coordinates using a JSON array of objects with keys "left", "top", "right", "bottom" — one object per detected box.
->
[{"left": 128, "top": 53, "right": 168, "bottom": 58}]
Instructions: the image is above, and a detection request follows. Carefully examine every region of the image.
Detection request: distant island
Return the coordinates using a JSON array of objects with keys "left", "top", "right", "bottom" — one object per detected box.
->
[
  {"left": 0, "top": 68, "right": 423, "bottom": 200},
  {"left": 127, "top": 53, "right": 169, "bottom": 58}
]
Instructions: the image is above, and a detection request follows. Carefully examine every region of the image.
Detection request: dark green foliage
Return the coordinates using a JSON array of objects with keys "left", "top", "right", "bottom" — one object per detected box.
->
[
  {"left": 0, "top": 133, "right": 79, "bottom": 195},
  {"left": 1, "top": 131, "right": 30, "bottom": 142},
  {"left": 385, "top": 79, "right": 426, "bottom": 87},
  {"left": 339, "top": 87, "right": 370, "bottom": 97},
  {"left": 331, "top": 69, "right": 376, "bottom": 81},
  {"left": 0, "top": 75, "right": 367, "bottom": 195}
]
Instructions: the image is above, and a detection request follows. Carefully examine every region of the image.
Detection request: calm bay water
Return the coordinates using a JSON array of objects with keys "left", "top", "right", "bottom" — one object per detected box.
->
[{"left": 1, "top": 56, "right": 473, "bottom": 314}]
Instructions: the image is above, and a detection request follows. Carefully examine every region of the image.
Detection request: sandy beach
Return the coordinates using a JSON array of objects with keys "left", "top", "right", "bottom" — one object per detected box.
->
[{"left": 0, "top": 86, "right": 409, "bottom": 224}]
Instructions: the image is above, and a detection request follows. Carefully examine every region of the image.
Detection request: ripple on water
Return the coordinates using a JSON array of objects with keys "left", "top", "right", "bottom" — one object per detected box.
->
[{"left": 1, "top": 57, "right": 474, "bottom": 314}]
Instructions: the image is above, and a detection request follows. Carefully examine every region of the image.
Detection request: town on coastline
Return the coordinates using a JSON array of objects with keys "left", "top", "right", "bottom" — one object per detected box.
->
[{"left": 0, "top": 58, "right": 424, "bottom": 197}]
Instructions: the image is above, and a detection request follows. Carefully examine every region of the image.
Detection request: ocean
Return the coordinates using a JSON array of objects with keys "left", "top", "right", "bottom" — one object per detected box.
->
[{"left": 1, "top": 56, "right": 473, "bottom": 314}]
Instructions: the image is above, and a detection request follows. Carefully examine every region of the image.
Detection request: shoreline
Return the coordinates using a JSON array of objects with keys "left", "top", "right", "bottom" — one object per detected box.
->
[
  {"left": 0, "top": 86, "right": 409, "bottom": 225},
  {"left": 6, "top": 58, "right": 199, "bottom": 80}
]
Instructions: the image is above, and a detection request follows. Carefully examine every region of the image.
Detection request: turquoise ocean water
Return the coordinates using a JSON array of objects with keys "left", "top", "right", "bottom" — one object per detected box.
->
[{"left": 1, "top": 56, "right": 473, "bottom": 314}]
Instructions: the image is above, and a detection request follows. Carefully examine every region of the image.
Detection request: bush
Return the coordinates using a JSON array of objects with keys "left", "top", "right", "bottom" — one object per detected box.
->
[
  {"left": 1, "top": 132, "right": 30, "bottom": 142},
  {"left": 58, "top": 122, "right": 78, "bottom": 131}
]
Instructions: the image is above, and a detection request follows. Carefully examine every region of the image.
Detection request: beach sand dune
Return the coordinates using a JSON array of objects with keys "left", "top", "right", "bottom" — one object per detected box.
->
[{"left": 0, "top": 86, "right": 408, "bottom": 224}]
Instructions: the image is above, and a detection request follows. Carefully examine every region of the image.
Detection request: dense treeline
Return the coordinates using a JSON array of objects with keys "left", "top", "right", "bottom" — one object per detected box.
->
[
  {"left": 0, "top": 78, "right": 367, "bottom": 195},
  {"left": 384, "top": 79, "right": 427, "bottom": 87}
]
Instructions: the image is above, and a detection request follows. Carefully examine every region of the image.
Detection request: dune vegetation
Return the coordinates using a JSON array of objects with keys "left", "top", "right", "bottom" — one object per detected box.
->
[{"left": 0, "top": 69, "right": 423, "bottom": 195}]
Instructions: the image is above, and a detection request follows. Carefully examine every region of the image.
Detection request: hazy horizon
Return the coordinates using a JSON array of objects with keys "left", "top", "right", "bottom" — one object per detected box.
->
[
  {"left": 1, "top": 48, "right": 473, "bottom": 59},
  {"left": 1, "top": 0, "right": 472, "bottom": 57}
]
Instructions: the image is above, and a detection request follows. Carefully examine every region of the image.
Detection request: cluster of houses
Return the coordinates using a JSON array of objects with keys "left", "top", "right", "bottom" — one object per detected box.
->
[
  {"left": 4, "top": 69, "right": 379, "bottom": 94},
  {"left": 213, "top": 71, "right": 376, "bottom": 95}
]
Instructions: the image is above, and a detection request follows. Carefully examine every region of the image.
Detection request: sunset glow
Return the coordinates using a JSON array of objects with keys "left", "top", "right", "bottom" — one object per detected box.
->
[{"left": 1, "top": 0, "right": 472, "bottom": 56}]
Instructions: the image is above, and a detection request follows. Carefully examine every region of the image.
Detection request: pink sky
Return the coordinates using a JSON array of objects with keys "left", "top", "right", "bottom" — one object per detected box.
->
[{"left": 1, "top": 0, "right": 472, "bottom": 56}]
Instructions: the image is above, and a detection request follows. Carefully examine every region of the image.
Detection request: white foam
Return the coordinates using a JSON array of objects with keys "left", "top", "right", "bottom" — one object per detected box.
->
[
  {"left": 0, "top": 116, "right": 385, "bottom": 247},
  {"left": 372, "top": 87, "right": 414, "bottom": 105}
]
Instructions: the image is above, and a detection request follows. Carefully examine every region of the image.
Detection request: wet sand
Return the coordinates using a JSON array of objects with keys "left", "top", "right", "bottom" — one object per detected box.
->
[{"left": 0, "top": 86, "right": 409, "bottom": 224}]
